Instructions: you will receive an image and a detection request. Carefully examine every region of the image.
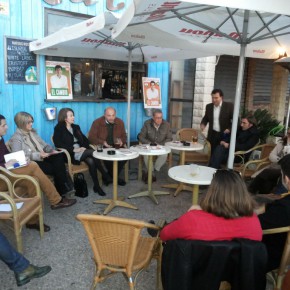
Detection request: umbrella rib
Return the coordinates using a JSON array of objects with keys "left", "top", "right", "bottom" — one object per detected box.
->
[
  {"left": 174, "top": 11, "right": 239, "bottom": 43},
  {"left": 247, "top": 13, "right": 281, "bottom": 45},
  {"left": 203, "top": 8, "right": 239, "bottom": 43},
  {"left": 127, "top": 5, "right": 218, "bottom": 27},
  {"left": 251, "top": 31, "right": 290, "bottom": 42}
]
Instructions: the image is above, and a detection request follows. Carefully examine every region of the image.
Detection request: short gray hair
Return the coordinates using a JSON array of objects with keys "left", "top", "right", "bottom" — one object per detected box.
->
[{"left": 152, "top": 109, "right": 162, "bottom": 116}]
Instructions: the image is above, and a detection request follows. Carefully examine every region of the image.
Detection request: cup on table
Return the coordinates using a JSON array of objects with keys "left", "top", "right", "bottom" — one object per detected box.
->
[
  {"left": 114, "top": 138, "right": 121, "bottom": 149},
  {"left": 97, "top": 144, "right": 103, "bottom": 152},
  {"left": 190, "top": 164, "right": 200, "bottom": 177},
  {"left": 192, "top": 132, "right": 198, "bottom": 144}
]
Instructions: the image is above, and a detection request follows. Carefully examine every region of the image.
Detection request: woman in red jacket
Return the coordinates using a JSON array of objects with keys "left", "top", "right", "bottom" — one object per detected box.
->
[{"left": 160, "top": 169, "right": 262, "bottom": 242}]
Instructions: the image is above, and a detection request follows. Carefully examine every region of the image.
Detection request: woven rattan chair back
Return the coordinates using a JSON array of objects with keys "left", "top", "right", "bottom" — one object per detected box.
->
[
  {"left": 263, "top": 227, "right": 290, "bottom": 290},
  {"left": 76, "top": 214, "right": 162, "bottom": 290},
  {"left": 0, "top": 169, "right": 44, "bottom": 253}
]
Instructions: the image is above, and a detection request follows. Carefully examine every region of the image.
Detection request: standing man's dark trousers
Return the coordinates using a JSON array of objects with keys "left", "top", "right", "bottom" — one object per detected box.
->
[
  {"left": 209, "top": 145, "right": 228, "bottom": 169},
  {"left": 208, "top": 130, "right": 223, "bottom": 157}
]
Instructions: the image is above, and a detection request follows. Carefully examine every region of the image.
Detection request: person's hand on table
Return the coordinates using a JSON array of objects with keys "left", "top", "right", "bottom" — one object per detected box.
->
[{"left": 103, "top": 141, "right": 112, "bottom": 148}]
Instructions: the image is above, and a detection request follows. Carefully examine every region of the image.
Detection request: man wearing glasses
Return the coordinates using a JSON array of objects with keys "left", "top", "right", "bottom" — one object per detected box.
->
[
  {"left": 138, "top": 109, "right": 172, "bottom": 182},
  {"left": 209, "top": 113, "right": 259, "bottom": 169}
]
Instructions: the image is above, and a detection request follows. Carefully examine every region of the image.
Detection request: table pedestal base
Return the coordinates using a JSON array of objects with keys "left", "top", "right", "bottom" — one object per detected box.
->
[
  {"left": 128, "top": 190, "right": 170, "bottom": 205},
  {"left": 162, "top": 183, "right": 193, "bottom": 196},
  {"left": 94, "top": 197, "right": 138, "bottom": 215}
]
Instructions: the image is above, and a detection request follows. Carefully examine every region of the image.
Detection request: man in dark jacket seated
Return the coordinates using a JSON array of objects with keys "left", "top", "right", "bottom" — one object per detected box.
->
[
  {"left": 257, "top": 154, "right": 290, "bottom": 271},
  {"left": 209, "top": 113, "right": 259, "bottom": 169}
]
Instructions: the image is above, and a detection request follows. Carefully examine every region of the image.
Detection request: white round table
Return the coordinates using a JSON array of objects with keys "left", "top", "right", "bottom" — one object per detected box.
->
[
  {"left": 168, "top": 165, "right": 216, "bottom": 204},
  {"left": 163, "top": 141, "right": 204, "bottom": 195},
  {"left": 129, "top": 145, "right": 171, "bottom": 204},
  {"left": 93, "top": 148, "right": 139, "bottom": 214}
]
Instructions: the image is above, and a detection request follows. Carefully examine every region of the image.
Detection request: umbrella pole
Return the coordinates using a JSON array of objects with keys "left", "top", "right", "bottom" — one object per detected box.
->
[
  {"left": 285, "top": 92, "right": 290, "bottom": 134},
  {"left": 227, "top": 10, "right": 250, "bottom": 169},
  {"left": 127, "top": 44, "right": 132, "bottom": 147}
]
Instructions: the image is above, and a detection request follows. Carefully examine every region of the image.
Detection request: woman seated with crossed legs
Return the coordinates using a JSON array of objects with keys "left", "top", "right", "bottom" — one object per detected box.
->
[{"left": 53, "top": 108, "right": 112, "bottom": 196}]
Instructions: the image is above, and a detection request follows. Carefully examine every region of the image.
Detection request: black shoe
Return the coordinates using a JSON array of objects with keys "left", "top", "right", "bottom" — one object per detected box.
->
[
  {"left": 118, "top": 178, "right": 126, "bottom": 186},
  {"left": 15, "top": 264, "right": 52, "bottom": 286},
  {"left": 147, "top": 220, "right": 158, "bottom": 237},
  {"left": 93, "top": 185, "right": 106, "bottom": 196},
  {"left": 26, "top": 223, "right": 50, "bottom": 232}
]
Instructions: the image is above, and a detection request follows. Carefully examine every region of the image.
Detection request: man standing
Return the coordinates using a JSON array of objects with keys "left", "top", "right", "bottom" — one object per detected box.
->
[
  {"left": 138, "top": 109, "right": 172, "bottom": 182},
  {"left": 200, "top": 89, "right": 234, "bottom": 153},
  {"left": 50, "top": 65, "right": 68, "bottom": 89},
  {"left": 209, "top": 113, "right": 259, "bottom": 169},
  {"left": 257, "top": 154, "right": 290, "bottom": 271},
  {"left": 88, "top": 107, "right": 127, "bottom": 186},
  {"left": 0, "top": 231, "right": 51, "bottom": 287}
]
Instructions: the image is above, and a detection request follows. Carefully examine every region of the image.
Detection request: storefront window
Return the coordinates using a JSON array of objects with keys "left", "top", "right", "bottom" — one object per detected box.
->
[{"left": 44, "top": 8, "right": 146, "bottom": 102}]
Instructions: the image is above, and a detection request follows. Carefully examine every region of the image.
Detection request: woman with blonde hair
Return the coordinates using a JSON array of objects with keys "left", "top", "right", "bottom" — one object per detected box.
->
[
  {"left": 160, "top": 169, "right": 262, "bottom": 242},
  {"left": 9, "top": 112, "right": 76, "bottom": 198}
]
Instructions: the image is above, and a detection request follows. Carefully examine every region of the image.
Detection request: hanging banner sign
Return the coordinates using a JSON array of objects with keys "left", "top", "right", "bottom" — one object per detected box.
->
[
  {"left": 142, "top": 77, "right": 162, "bottom": 109},
  {"left": 46, "top": 61, "right": 73, "bottom": 100}
]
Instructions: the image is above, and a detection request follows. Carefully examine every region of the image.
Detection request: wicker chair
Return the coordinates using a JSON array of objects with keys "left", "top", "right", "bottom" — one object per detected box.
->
[
  {"left": 234, "top": 143, "right": 275, "bottom": 178},
  {"left": 0, "top": 170, "right": 44, "bottom": 253},
  {"left": 76, "top": 214, "right": 164, "bottom": 290},
  {"left": 263, "top": 226, "right": 290, "bottom": 290},
  {"left": 176, "top": 128, "right": 210, "bottom": 165}
]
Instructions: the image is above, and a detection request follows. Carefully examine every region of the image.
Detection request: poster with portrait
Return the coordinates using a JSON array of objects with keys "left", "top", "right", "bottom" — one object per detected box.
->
[
  {"left": 46, "top": 61, "right": 73, "bottom": 100},
  {"left": 142, "top": 77, "right": 162, "bottom": 109}
]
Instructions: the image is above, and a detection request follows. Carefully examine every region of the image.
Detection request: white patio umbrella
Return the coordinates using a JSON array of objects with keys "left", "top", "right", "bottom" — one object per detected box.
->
[
  {"left": 29, "top": 12, "right": 217, "bottom": 146},
  {"left": 112, "top": 0, "right": 290, "bottom": 168}
]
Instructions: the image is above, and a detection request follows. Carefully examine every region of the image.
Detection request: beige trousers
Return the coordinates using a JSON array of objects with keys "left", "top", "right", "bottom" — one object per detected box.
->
[
  {"left": 0, "top": 162, "right": 62, "bottom": 224},
  {"left": 143, "top": 154, "right": 168, "bottom": 172}
]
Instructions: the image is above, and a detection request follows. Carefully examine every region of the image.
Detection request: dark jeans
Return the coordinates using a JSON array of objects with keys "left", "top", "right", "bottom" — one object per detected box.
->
[
  {"left": 36, "top": 153, "right": 70, "bottom": 195},
  {"left": 0, "top": 231, "right": 29, "bottom": 273},
  {"left": 209, "top": 144, "right": 228, "bottom": 169},
  {"left": 208, "top": 130, "right": 223, "bottom": 157},
  {"left": 248, "top": 168, "right": 282, "bottom": 195}
]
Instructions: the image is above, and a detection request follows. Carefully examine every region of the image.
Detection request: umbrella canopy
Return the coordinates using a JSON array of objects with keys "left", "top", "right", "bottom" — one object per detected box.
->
[
  {"left": 112, "top": 0, "right": 290, "bottom": 168},
  {"left": 30, "top": 11, "right": 219, "bottom": 146}
]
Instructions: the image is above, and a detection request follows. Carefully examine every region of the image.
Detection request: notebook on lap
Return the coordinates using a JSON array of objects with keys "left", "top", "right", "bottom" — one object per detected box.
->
[{"left": 4, "top": 150, "right": 28, "bottom": 169}]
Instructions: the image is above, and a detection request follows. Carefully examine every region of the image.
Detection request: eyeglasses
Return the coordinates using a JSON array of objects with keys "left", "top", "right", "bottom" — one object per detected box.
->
[{"left": 27, "top": 121, "right": 34, "bottom": 124}]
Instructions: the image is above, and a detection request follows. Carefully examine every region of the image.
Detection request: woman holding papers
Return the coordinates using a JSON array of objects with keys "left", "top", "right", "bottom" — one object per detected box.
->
[
  {"left": 53, "top": 108, "right": 112, "bottom": 196},
  {"left": 9, "top": 112, "right": 75, "bottom": 197}
]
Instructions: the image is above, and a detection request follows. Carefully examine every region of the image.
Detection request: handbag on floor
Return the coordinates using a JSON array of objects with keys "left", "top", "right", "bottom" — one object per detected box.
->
[{"left": 74, "top": 173, "right": 88, "bottom": 198}]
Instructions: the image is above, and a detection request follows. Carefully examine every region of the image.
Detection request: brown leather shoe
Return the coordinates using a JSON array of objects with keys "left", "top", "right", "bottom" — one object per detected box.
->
[
  {"left": 26, "top": 223, "right": 50, "bottom": 232},
  {"left": 51, "top": 198, "right": 76, "bottom": 210}
]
